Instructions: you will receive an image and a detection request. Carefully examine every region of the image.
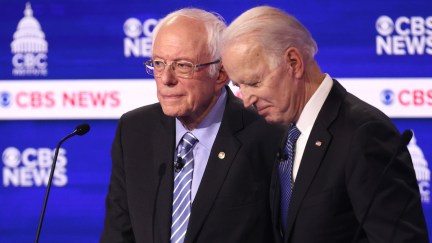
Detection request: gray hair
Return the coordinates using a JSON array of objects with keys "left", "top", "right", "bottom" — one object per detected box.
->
[
  {"left": 221, "top": 6, "right": 318, "bottom": 68},
  {"left": 152, "top": 8, "right": 226, "bottom": 76}
]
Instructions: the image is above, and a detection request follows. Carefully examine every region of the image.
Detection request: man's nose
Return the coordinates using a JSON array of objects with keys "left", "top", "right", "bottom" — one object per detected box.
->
[
  {"left": 240, "top": 88, "right": 256, "bottom": 108},
  {"left": 159, "top": 66, "right": 177, "bottom": 86}
]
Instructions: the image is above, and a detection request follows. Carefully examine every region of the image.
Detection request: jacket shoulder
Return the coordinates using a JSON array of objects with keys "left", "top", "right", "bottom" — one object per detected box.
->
[{"left": 120, "top": 103, "right": 162, "bottom": 122}]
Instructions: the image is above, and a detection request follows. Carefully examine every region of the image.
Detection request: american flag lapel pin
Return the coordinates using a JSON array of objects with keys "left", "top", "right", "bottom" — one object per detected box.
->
[{"left": 315, "top": 140, "right": 322, "bottom": 147}]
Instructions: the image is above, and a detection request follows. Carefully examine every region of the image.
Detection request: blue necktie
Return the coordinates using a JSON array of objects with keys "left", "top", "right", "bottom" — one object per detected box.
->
[
  {"left": 279, "top": 124, "right": 301, "bottom": 232},
  {"left": 171, "top": 132, "right": 198, "bottom": 243}
]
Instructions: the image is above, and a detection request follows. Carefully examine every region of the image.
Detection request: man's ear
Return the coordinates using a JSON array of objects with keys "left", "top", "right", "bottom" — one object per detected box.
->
[
  {"left": 216, "top": 65, "right": 230, "bottom": 87},
  {"left": 283, "top": 47, "right": 304, "bottom": 79}
]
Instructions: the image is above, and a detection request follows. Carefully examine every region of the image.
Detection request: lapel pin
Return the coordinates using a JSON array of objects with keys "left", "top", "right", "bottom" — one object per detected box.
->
[
  {"left": 218, "top": 152, "right": 225, "bottom": 159},
  {"left": 315, "top": 140, "right": 322, "bottom": 147}
]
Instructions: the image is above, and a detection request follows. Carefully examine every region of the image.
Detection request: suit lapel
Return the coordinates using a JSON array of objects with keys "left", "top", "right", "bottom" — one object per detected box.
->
[
  {"left": 284, "top": 80, "right": 347, "bottom": 241},
  {"left": 270, "top": 132, "right": 288, "bottom": 242},
  {"left": 152, "top": 109, "right": 176, "bottom": 243},
  {"left": 284, "top": 122, "right": 332, "bottom": 241},
  {"left": 185, "top": 88, "right": 244, "bottom": 243}
]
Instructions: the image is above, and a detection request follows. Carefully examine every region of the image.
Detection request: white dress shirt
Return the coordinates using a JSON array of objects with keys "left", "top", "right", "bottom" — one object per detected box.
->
[{"left": 293, "top": 74, "right": 333, "bottom": 181}]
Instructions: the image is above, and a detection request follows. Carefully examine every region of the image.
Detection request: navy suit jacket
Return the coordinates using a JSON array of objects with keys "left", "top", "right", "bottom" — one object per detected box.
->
[
  {"left": 101, "top": 87, "right": 284, "bottom": 243},
  {"left": 270, "top": 80, "right": 428, "bottom": 243}
]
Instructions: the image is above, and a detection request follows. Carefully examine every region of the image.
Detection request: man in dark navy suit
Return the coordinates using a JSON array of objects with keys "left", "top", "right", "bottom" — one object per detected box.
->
[
  {"left": 101, "top": 8, "right": 283, "bottom": 243},
  {"left": 221, "top": 5, "right": 429, "bottom": 243}
]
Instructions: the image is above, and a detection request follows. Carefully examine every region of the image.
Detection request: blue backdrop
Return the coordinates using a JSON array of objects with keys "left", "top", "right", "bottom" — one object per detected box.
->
[{"left": 1, "top": 0, "right": 431, "bottom": 242}]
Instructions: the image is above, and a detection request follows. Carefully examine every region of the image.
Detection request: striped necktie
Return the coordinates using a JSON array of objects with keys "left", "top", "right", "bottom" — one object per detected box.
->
[
  {"left": 171, "top": 132, "right": 198, "bottom": 243},
  {"left": 279, "top": 124, "right": 301, "bottom": 232}
]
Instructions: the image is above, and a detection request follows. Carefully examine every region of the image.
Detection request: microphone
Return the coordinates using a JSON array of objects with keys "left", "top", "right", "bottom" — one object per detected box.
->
[
  {"left": 276, "top": 148, "right": 288, "bottom": 161},
  {"left": 174, "top": 157, "right": 184, "bottom": 172},
  {"left": 351, "top": 129, "right": 413, "bottom": 243},
  {"left": 35, "top": 123, "right": 91, "bottom": 243},
  {"left": 74, "top": 123, "right": 90, "bottom": 136}
]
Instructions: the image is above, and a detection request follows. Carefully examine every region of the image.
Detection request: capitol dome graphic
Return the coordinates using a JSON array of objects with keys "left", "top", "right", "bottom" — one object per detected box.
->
[
  {"left": 11, "top": 3, "right": 47, "bottom": 53},
  {"left": 407, "top": 132, "right": 430, "bottom": 203},
  {"left": 11, "top": 2, "right": 48, "bottom": 76}
]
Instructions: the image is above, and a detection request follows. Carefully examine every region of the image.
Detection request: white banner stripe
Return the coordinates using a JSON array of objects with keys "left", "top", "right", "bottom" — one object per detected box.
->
[{"left": 2, "top": 78, "right": 432, "bottom": 119}]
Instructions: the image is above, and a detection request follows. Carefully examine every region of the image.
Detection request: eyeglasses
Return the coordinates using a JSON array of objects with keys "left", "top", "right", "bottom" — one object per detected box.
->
[{"left": 144, "top": 59, "right": 221, "bottom": 78}]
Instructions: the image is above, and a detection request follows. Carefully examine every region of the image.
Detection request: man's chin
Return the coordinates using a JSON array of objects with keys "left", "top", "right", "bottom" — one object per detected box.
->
[
  {"left": 161, "top": 106, "right": 181, "bottom": 117},
  {"left": 263, "top": 115, "right": 285, "bottom": 126},
  {"left": 263, "top": 116, "right": 277, "bottom": 124}
]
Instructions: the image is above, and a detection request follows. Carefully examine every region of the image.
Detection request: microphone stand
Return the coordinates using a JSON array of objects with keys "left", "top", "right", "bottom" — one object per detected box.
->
[
  {"left": 351, "top": 129, "right": 413, "bottom": 243},
  {"left": 35, "top": 124, "right": 90, "bottom": 243}
]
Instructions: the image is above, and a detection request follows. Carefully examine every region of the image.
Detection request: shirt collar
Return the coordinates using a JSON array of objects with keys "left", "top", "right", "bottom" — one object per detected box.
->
[
  {"left": 296, "top": 74, "right": 333, "bottom": 133},
  {"left": 176, "top": 88, "right": 227, "bottom": 149}
]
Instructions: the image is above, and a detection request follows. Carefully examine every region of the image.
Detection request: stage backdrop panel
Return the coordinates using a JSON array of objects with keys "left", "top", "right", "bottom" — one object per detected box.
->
[{"left": 1, "top": 0, "right": 431, "bottom": 242}]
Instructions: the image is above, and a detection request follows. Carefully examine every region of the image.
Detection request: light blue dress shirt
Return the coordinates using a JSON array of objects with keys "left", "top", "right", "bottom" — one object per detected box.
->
[{"left": 175, "top": 88, "right": 227, "bottom": 202}]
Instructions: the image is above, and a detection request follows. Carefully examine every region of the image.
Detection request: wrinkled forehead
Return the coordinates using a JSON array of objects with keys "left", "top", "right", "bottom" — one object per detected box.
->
[
  {"left": 223, "top": 40, "right": 267, "bottom": 74},
  {"left": 164, "top": 15, "right": 206, "bottom": 30},
  {"left": 223, "top": 37, "right": 267, "bottom": 61},
  {"left": 153, "top": 16, "right": 210, "bottom": 59}
]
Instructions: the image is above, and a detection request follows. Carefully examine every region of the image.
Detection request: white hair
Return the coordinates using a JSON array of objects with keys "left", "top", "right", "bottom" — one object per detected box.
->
[
  {"left": 152, "top": 8, "right": 226, "bottom": 76},
  {"left": 221, "top": 6, "right": 318, "bottom": 68}
]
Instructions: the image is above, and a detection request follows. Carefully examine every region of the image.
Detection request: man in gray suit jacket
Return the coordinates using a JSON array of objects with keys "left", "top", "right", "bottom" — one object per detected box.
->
[
  {"left": 221, "top": 6, "right": 429, "bottom": 243},
  {"left": 100, "top": 8, "right": 283, "bottom": 243}
]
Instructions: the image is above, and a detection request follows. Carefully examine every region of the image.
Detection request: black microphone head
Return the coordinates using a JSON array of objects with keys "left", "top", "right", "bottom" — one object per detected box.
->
[
  {"left": 174, "top": 157, "right": 184, "bottom": 172},
  {"left": 74, "top": 123, "right": 90, "bottom": 136},
  {"left": 400, "top": 129, "right": 413, "bottom": 147},
  {"left": 276, "top": 148, "right": 288, "bottom": 161}
]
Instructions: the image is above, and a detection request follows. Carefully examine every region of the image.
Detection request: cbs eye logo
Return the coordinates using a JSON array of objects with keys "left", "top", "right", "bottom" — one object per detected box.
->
[
  {"left": 123, "top": 17, "right": 160, "bottom": 58},
  {"left": 0, "top": 92, "right": 12, "bottom": 107},
  {"left": 380, "top": 89, "right": 395, "bottom": 105},
  {"left": 376, "top": 16, "right": 394, "bottom": 36}
]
